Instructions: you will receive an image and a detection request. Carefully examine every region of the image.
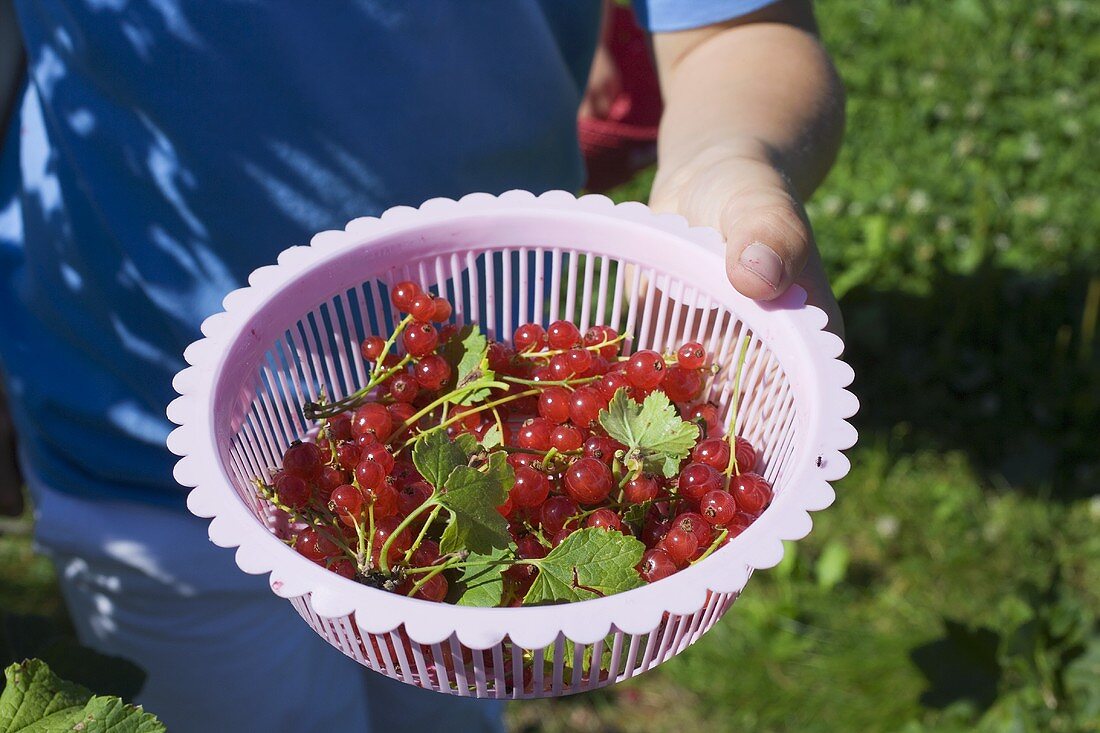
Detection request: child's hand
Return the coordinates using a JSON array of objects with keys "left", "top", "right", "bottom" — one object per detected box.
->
[{"left": 649, "top": 145, "right": 843, "bottom": 338}]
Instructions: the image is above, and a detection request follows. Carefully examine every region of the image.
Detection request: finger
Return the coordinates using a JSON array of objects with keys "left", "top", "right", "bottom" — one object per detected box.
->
[{"left": 720, "top": 188, "right": 813, "bottom": 301}]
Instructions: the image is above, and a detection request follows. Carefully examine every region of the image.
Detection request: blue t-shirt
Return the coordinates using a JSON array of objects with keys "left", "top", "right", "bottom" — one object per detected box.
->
[{"left": 0, "top": 1, "right": 775, "bottom": 506}]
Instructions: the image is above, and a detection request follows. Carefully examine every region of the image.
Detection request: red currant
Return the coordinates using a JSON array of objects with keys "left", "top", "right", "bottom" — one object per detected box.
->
[
  {"left": 568, "top": 386, "right": 605, "bottom": 429},
  {"left": 414, "top": 574, "right": 449, "bottom": 602},
  {"left": 386, "top": 402, "right": 416, "bottom": 438},
  {"left": 360, "top": 336, "right": 386, "bottom": 361},
  {"left": 414, "top": 355, "right": 451, "bottom": 390},
  {"left": 329, "top": 484, "right": 364, "bottom": 525},
  {"left": 336, "top": 442, "right": 361, "bottom": 471},
  {"left": 327, "top": 413, "right": 353, "bottom": 441},
  {"left": 282, "top": 442, "right": 322, "bottom": 481},
  {"left": 731, "top": 472, "right": 773, "bottom": 516},
  {"left": 329, "top": 558, "right": 356, "bottom": 579},
  {"left": 548, "top": 354, "right": 577, "bottom": 381},
  {"left": 351, "top": 403, "right": 392, "bottom": 441},
  {"left": 539, "top": 495, "right": 579, "bottom": 535},
  {"left": 724, "top": 511, "right": 756, "bottom": 538},
  {"left": 547, "top": 320, "right": 581, "bottom": 349},
  {"left": 641, "top": 517, "right": 670, "bottom": 548},
  {"left": 638, "top": 548, "right": 677, "bottom": 582},
  {"left": 472, "top": 420, "right": 510, "bottom": 446},
  {"left": 674, "top": 511, "right": 713, "bottom": 548},
  {"left": 397, "top": 480, "right": 432, "bottom": 516},
  {"left": 676, "top": 342, "right": 707, "bottom": 370},
  {"left": 662, "top": 527, "right": 698, "bottom": 565},
  {"left": 354, "top": 459, "right": 386, "bottom": 490},
  {"left": 408, "top": 292, "right": 437, "bottom": 322},
  {"left": 296, "top": 527, "right": 340, "bottom": 561},
  {"left": 583, "top": 325, "right": 620, "bottom": 359},
  {"left": 596, "top": 370, "right": 631, "bottom": 402},
  {"left": 564, "top": 457, "right": 613, "bottom": 505},
  {"left": 360, "top": 444, "right": 395, "bottom": 474},
  {"left": 623, "top": 474, "right": 660, "bottom": 503},
  {"left": 388, "top": 372, "right": 419, "bottom": 403},
  {"left": 582, "top": 435, "right": 620, "bottom": 464},
  {"left": 507, "top": 452, "right": 538, "bottom": 471},
  {"left": 677, "top": 462, "right": 722, "bottom": 503},
  {"left": 513, "top": 323, "right": 546, "bottom": 353},
  {"left": 516, "top": 534, "right": 548, "bottom": 560},
  {"left": 372, "top": 516, "right": 411, "bottom": 565},
  {"left": 276, "top": 475, "right": 311, "bottom": 510},
  {"left": 537, "top": 386, "right": 571, "bottom": 424},
  {"left": 662, "top": 366, "right": 703, "bottom": 403},
  {"left": 390, "top": 459, "right": 421, "bottom": 488},
  {"left": 692, "top": 438, "right": 731, "bottom": 472},
  {"left": 412, "top": 539, "right": 441, "bottom": 567},
  {"left": 403, "top": 321, "right": 439, "bottom": 357},
  {"left": 431, "top": 297, "right": 452, "bottom": 323},
  {"left": 362, "top": 481, "right": 398, "bottom": 519},
  {"left": 317, "top": 466, "right": 347, "bottom": 497},
  {"left": 564, "top": 348, "right": 592, "bottom": 375},
  {"left": 685, "top": 402, "right": 721, "bottom": 436},
  {"left": 549, "top": 424, "right": 583, "bottom": 452},
  {"left": 626, "top": 350, "right": 666, "bottom": 389},
  {"left": 734, "top": 436, "right": 757, "bottom": 473},
  {"left": 517, "top": 417, "right": 553, "bottom": 451},
  {"left": 700, "top": 489, "right": 737, "bottom": 526},
  {"left": 390, "top": 281, "right": 421, "bottom": 312},
  {"left": 585, "top": 508, "right": 623, "bottom": 532},
  {"left": 511, "top": 467, "right": 551, "bottom": 508}
]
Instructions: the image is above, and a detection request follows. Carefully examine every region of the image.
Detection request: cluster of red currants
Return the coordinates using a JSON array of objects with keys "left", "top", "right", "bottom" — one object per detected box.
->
[{"left": 261, "top": 280, "right": 772, "bottom": 606}]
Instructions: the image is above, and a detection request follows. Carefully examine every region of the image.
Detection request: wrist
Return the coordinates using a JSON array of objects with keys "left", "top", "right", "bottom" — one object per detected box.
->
[{"left": 650, "top": 138, "right": 796, "bottom": 215}]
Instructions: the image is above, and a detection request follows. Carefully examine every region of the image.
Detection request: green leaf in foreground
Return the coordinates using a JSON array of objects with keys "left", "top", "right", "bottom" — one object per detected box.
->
[
  {"left": 449, "top": 325, "right": 505, "bottom": 405},
  {"left": 454, "top": 545, "right": 515, "bottom": 607},
  {"left": 523, "top": 528, "right": 646, "bottom": 604},
  {"left": 412, "top": 431, "right": 468, "bottom": 490},
  {"left": 0, "top": 659, "right": 164, "bottom": 733},
  {"left": 598, "top": 388, "right": 700, "bottom": 478},
  {"left": 437, "top": 462, "right": 512, "bottom": 555}
]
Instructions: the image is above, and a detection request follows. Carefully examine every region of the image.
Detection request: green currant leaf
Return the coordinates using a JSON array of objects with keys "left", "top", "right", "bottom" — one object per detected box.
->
[
  {"left": 412, "top": 431, "right": 467, "bottom": 490},
  {"left": 620, "top": 501, "right": 649, "bottom": 536},
  {"left": 454, "top": 433, "right": 480, "bottom": 458},
  {"left": 522, "top": 528, "right": 646, "bottom": 604},
  {"left": 477, "top": 423, "right": 504, "bottom": 450},
  {"left": 598, "top": 389, "right": 700, "bottom": 478},
  {"left": 483, "top": 450, "right": 514, "bottom": 489},
  {"left": 454, "top": 544, "right": 515, "bottom": 607},
  {"left": 0, "top": 660, "right": 165, "bottom": 733},
  {"left": 450, "top": 325, "right": 503, "bottom": 406},
  {"left": 437, "top": 463, "right": 512, "bottom": 555}
]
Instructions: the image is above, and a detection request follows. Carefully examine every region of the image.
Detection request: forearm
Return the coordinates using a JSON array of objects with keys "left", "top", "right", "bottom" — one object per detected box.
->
[{"left": 653, "top": 5, "right": 845, "bottom": 201}]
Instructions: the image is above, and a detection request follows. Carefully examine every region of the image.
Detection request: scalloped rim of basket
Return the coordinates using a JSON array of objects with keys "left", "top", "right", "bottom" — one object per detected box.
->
[{"left": 167, "top": 190, "right": 858, "bottom": 651}]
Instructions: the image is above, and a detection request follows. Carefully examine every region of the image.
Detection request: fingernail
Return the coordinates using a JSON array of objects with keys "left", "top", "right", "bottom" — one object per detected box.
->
[{"left": 738, "top": 242, "right": 784, "bottom": 289}]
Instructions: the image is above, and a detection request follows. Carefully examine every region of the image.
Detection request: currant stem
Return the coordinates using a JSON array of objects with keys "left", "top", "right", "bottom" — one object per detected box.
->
[
  {"left": 406, "top": 562, "right": 449, "bottom": 597},
  {"left": 304, "top": 350, "right": 413, "bottom": 419},
  {"left": 692, "top": 528, "right": 730, "bottom": 565},
  {"left": 403, "top": 504, "right": 443, "bottom": 565},
  {"left": 517, "top": 332, "right": 627, "bottom": 361},
  {"left": 398, "top": 390, "right": 540, "bottom": 450},
  {"left": 501, "top": 375, "right": 600, "bottom": 388},
  {"left": 253, "top": 480, "right": 356, "bottom": 560},
  {"left": 365, "top": 504, "right": 376, "bottom": 571},
  {"left": 722, "top": 338, "right": 753, "bottom": 480},
  {"left": 379, "top": 495, "right": 439, "bottom": 574}
]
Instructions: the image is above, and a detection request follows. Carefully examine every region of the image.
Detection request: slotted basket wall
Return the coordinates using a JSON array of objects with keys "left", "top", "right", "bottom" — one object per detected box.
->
[{"left": 167, "top": 190, "right": 857, "bottom": 699}]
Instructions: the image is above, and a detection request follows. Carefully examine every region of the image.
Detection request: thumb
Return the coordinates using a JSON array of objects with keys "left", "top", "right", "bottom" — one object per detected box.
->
[{"left": 720, "top": 187, "right": 813, "bottom": 301}]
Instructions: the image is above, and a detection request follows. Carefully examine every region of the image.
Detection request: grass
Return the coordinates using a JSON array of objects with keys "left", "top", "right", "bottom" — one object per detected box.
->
[{"left": 2, "top": 0, "right": 1099, "bottom": 730}]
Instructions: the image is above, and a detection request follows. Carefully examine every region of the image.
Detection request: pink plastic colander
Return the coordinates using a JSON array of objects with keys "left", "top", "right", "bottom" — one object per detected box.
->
[{"left": 167, "top": 190, "right": 857, "bottom": 699}]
